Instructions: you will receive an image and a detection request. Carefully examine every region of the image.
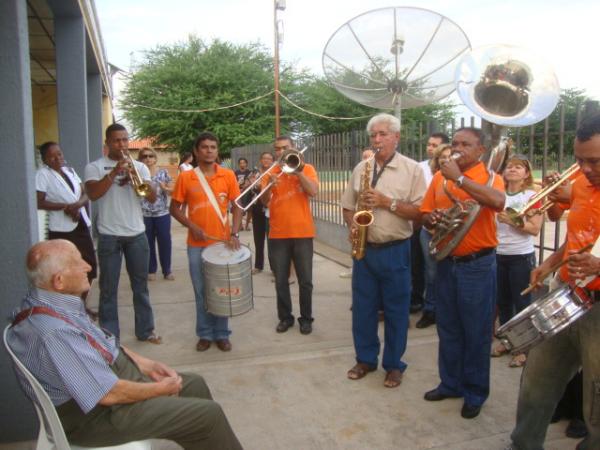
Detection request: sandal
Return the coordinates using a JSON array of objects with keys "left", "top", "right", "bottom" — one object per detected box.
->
[
  {"left": 347, "top": 363, "right": 376, "bottom": 380},
  {"left": 139, "top": 332, "right": 162, "bottom": 345},
  {"left": 491, "top": 342, "right": 509, "bottom": 357},
  {"left": 384, "top": 369, "right": 403, "bottom": 388},
  {"left": 509, "top": 354, "right": 527, "bottom": 368}
]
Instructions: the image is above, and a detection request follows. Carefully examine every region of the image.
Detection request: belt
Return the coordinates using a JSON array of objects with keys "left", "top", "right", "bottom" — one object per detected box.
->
[
  {"left": 367, "top": 238, "right": 408, "bottom": 249},
  {"left": 450, "top": 247, "right": 495, "bottom": 264}
]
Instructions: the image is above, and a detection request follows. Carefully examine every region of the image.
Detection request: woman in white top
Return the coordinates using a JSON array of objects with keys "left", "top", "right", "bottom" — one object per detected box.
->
[
  {"left": 492, "top": 154, "right": 543, "bottom": 367},
  {"left": 35, "top": 142, "right": 97, "bottom": 305},
  {"left": 179, "top": 152, "right": 194, "bottom": 173}
]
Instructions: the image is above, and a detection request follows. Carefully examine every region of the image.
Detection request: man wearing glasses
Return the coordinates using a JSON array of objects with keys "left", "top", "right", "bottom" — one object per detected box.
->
[
  {"left": 260, "top": 136, "right": 319, "bottom": 335},
  {"left": 84, "top": 124, "right": 162, "bottom": 344}
]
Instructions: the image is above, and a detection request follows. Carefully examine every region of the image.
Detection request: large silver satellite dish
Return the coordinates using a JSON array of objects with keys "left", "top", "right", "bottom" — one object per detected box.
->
[{"left": 322, "top": 6, "right": 471, "bottom": 120}]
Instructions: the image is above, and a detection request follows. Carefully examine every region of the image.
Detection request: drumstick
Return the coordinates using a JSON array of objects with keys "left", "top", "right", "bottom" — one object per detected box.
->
[{"left": 520, "top": 243, "right": 594, "bottom": 296}]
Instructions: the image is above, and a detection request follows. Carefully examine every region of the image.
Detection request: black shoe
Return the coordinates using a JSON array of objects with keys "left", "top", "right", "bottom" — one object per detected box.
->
[
  {"left": 416, "top": 311, "right": 436, "bottom": 329},
  {"left": 461, "top": 403, "right": 481, "bottom": 419},
  {"left": 566, "top": 418, "right": 588, "bottom": 439},
  {"left": 424, "top": 388, "right": 461, "bottom": 401},
  {"left": 410, "top": 302, "right": 424, "bottom": 314},
  {"left": 276, "top": 320, "right": 294, "bottom": 333},
  {"left": 299, "top": 322, "right": 312, "bottom": 335}
]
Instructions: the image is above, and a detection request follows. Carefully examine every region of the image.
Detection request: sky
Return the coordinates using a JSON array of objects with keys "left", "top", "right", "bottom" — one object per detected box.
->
[{"left": 96, "top": 0, "right": 599, "bottom": 121}]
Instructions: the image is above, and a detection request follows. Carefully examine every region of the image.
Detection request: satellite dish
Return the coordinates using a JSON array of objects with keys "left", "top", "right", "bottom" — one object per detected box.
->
[{"left": 322, "top": 6, "right": 471, "bottom": 121}]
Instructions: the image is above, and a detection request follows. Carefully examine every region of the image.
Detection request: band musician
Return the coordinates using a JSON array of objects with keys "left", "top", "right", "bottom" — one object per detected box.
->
[
  {"left": 420, "top": 127, "right": 505, "bottom": 418},
  {"left": 341, "top": 113, "right": 426, "bottom": 388},
  {"left": 507, "top": 113, "right": 600, "bottom": 450}
]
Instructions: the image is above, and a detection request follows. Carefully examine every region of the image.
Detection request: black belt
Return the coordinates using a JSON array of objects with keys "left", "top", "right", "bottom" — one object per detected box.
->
[
  {"left": 450, "top": 247, "right": 495, "bottom": 264},
  {"left": 367, "top": 238, "right": 408, "bottom": 249}
]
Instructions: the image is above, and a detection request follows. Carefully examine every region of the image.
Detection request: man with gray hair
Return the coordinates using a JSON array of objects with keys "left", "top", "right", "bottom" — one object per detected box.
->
[
  {"left": 341, "top": 113, "right": 426, "bottom": 388},
  {"left": 6, "top": 239, "right": 242, "bottom": 449}
]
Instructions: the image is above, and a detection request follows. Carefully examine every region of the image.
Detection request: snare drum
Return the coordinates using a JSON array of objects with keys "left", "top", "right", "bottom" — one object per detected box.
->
[
  {"left": 496, "top": 285, "right": 593, "bottom": 354},
  {"left": 201, "top": 243, "right": 253, "bottom": 317}
]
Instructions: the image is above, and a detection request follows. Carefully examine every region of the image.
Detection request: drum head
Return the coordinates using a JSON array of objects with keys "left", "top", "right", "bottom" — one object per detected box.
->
[{"left": 202, "top": 243, "right": 251, "bottom": 265}]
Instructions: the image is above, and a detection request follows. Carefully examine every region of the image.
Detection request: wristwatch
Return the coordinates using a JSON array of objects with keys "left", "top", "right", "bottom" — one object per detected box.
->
[
  {"left": 390, "top": 199, "right": 398, "bottom": 212},
  {"left": 455, "top": 175, "right": 465, "bottom": 188},
  {"left": 231, "top": 232, "right": 240, "bottom": 238}
]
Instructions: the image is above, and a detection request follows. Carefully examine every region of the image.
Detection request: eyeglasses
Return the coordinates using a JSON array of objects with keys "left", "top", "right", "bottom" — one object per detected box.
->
[{"left": 140, "top": 154, "right": 155, "bottom": 159}]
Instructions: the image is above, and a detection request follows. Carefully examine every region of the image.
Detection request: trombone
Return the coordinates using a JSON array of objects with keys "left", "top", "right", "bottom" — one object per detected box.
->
[
  {"left": 234, "top": 147, "right": 307, "bottom": 212},
  {"left": 505, "top": 163, "right": 580, "bottom": 227}
]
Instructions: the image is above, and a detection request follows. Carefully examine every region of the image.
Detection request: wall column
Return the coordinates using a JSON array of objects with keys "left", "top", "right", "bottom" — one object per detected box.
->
[{"left": 0, "top": 0, "right": 39, "bottom": 441}]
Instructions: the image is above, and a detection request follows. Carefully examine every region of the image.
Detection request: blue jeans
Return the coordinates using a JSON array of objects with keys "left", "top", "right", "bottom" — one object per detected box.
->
[
  {"left": 434, "top": 251, "right": 496, "bottom": 407},
  {"left": 496, "top": 253, "right": 535, "bottom": 325},
  {"left": 268, "top": 238, "right": 314, "bottom": 324},
  {"left": 97, "top": 232, "right": 155, "bottom": 340},
  {"left": 187, "top": 246, "right": 230, "bottom": 340},
  {"left": 144, "top": 214, "right": 172, "bottom": 276},
  {"left": 510, "top": 304, "right": 600, "bottom": 450},
  {"left": 351, "top": 239, "right": 411, "bottom": 372},
  {"left": 419, "top": 228, "right": 437, "bottom": 313}
]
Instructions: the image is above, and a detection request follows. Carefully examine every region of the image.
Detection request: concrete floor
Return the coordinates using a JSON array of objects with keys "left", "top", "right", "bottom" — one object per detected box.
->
[{"left": 3, "top": 224, "right": 579, "bottom": 450}]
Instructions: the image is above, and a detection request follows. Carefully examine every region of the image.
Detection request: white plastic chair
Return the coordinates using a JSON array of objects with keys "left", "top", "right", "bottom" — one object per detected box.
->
[{"left": 3, "top": 326, "right": 153, "bottom": 450}]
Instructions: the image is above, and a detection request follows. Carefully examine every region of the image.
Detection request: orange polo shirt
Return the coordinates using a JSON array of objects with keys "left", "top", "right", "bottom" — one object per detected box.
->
[
  {"left": 420, "top": 161, "right": 505, "bottom": 257},
  {"left": 171, "top": 165, "right": 240, "bottom": 247},
  {"left": 262, "top": 164, "right": 318, "bottom": 239},
  {"left": 559, "top": 175, "right": 600, "bottom": 290}
]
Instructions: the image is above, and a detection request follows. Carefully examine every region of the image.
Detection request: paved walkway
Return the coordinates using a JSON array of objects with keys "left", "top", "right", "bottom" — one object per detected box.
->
[{"left": 4, "top": 223, "right": 577, "bottom": 450}]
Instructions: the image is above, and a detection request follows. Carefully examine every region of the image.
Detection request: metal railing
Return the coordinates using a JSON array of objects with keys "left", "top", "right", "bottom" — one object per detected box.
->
[{"left": 231, "top": 101, "right": 596, "bottom": 260}]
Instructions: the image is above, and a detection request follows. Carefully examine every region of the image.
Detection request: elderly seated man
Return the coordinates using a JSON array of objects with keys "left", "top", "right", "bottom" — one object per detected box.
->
[{"left": 7, "top": 239, "right": 242, "bottom": 450}]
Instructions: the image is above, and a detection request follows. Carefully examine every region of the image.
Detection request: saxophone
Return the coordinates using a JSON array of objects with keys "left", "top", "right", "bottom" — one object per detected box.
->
[{"left": 351, "top": 154, "right": 375, "bottom": 260}]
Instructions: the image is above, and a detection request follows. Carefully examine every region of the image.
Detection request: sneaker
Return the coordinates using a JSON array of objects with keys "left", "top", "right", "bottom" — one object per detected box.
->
[
  {"left": 164, "top": 273, "right": 175, "bottom": 281},
  {"left": 251, "top": 268, "right": 262, "bottom": 275},
  {"left": 148, "top": 273, "right": 156, "bottom": 281},
  {"left": 416, "top": 311, "right": 436, "bottom": 329}
]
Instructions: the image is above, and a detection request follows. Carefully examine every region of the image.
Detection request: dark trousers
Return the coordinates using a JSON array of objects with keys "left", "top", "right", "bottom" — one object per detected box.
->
[
  {"left": 269, "top": 238, "right": 313, "bottom": 323},
  {"left": 58, "top": 351, "right": 242, "bottom": 450},
  {"left": 251, "top": 205, "right": 268, "bottom": 270},
  {"left": 435, "top": 251, "right": 496, "bottom": 407},
  {"left": 410, "top": 228, "right": 425, "bottom": 307},
  {"left": 496, "top": 253, "right": 535, "bottom": 325},
  {"left": 144, "top": 214, "right": 172, "bottom": 276}
]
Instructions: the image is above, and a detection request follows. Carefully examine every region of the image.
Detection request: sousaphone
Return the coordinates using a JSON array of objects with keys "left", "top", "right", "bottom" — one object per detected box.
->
[{"left": 429, "top": 44, "right": 560, "bottom": 261}]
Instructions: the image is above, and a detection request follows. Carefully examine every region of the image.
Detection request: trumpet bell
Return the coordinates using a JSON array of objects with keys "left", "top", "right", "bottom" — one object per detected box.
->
[{"left": 456, "top": 44, "right": 560, "bottom": 127}]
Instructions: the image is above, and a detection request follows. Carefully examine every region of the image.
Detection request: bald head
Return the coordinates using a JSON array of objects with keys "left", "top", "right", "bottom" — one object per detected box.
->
[{"left": 26, "top": 240, "right": 90, "bottom": 295}]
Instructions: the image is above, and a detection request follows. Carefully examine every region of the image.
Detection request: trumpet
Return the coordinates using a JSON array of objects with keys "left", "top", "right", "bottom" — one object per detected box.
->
[
  {"left": 234, "top": 147, "right": 308, "bottom": 211},
  {"left": 122, "top": 150, "right": 152, "bottom": 197},
  {"left": 504, "top": 163, "right": 580, "bottom": 227}
]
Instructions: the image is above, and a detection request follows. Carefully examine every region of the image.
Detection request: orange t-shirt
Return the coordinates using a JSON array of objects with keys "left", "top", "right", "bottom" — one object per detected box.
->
[
  {"left": 420, "top": 162, "right": 505, "bottom": 257},
  {"left": 171, "top": 165, "right": 240, "bottom": 247},
  {"left": 559, "top": 175, "right": 600, "bottom": 290},
  {"left": 262, "top": 164, "right": 318, "bottom": 239}
]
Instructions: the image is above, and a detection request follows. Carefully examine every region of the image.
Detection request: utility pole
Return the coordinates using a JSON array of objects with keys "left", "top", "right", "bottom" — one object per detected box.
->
[{"left": 274, "top": 0, "right": 286, "bottom": 137}]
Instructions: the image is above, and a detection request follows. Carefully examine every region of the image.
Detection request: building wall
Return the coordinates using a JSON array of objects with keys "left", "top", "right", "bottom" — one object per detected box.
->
[{"left": 31, "top": 85, "right": 58, "bottom": 145}]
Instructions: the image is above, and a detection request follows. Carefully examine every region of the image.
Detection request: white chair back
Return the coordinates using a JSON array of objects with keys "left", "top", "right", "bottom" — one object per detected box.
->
[{"left": 3, "top": 325, "right": 152, "bottom": 450}]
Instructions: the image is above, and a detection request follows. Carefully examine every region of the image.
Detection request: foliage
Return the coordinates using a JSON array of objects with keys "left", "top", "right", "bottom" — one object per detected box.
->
[
  {"left": 120, "top": 37, "right": 277, "bottom": 155},
  {"left": 121, "top": 36, "right": 457, "bottom": 155}
]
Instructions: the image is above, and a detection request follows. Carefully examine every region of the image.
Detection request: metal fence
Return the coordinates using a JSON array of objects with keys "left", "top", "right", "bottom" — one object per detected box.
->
[{"left": 231, "top": 101, "right": 597, "bottom": 260}]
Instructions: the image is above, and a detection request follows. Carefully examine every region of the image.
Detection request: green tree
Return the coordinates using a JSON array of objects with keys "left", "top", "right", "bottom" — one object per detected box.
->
[{"left": 120, "top": 37, "right": 278, "bottom": 155}]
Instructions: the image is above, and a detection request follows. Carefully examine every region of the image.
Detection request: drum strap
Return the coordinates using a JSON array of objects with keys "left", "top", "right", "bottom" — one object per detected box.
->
[{"left": 194, "top": 167, "right": 228, "bottom": 227}]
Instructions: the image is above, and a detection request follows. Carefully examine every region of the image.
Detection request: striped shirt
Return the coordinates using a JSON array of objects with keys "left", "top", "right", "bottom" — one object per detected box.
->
[{"left": 7, "top": 289, "right": 119, "bottom": 413}]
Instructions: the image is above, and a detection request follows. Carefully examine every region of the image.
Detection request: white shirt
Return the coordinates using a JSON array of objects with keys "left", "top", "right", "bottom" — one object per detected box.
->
[
  {"left": 84, "top": 156, "right": 150, "bottom": 236},
  {"left": 179, "top": 162, "right": 193, "bottom": 172},
  {"left": 418, "top": 159, "right": 434, "bottom": 187},
  {"left": 35, "top": 166, "right": 91, "bottom": 232},
  {"left": 496, "top": 189, "right": 537, "bottom": 255}
]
